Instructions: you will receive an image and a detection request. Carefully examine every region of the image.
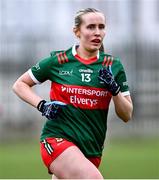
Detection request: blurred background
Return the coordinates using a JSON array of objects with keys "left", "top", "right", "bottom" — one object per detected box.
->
[{"left": 0, "top": 0, "right": 159, "bottom": 179}]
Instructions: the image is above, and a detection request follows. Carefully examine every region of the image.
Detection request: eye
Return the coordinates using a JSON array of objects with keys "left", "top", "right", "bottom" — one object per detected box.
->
[
  {"left": 99, "top": 24, "right": 105, "bottom": 29},
  {"left": 87, "top": 24, "right": 96, "bottom": 30}
]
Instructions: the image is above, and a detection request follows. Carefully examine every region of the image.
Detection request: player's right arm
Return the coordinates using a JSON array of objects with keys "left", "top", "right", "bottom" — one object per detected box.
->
[
  {"left": 12, "top": 71, "right": 43, "bottom": 108},
  {"left": 12, "top": 56, "right": 51, "bottom": 108},
  {"left": 12, "top": 55, "right": 66, "bottom": 120}
]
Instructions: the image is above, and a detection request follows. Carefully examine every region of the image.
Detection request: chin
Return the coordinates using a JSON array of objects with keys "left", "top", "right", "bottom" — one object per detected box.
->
[
  {"left": 89, "top": 47, "right": 99, "bottom": 52},
  {"left": 90, "top": 48, "right": 99, "bottom": 52}
]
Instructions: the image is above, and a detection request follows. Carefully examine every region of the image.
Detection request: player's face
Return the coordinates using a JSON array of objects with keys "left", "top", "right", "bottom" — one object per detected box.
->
[{"left": 77, "top": 12, "right": 106, "bottom": 52}]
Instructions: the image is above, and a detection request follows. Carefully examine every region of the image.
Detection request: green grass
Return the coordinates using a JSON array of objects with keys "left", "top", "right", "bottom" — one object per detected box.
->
[
  {"left": 0, "top": 137, "right": 159, "bottom": 179},
  {"left": 0, "top": 140, "right": 50, "bottom": 179},
  {"left": 100, "top": 138, "right": 159, "bottom": 178}
]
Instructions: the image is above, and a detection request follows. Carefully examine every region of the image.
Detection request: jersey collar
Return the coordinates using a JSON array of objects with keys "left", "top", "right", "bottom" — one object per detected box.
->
[{"left": 72, "top": 44, "right": 99, "bottom": 65}]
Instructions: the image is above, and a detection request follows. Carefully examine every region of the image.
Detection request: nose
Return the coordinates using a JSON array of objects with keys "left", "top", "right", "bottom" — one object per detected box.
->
[{"left": 95, "top": 27, "right": 100, "bottom": 36}]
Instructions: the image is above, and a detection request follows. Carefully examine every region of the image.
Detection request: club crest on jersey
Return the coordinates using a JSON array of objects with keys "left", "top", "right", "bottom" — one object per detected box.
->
[
  {"left": 59, "top": 70, "right": 73, "bottom": 76},
  {"left": 34, "top": 63, "right": 40, "bottom": 70},
  {"left": 55, "top": 138, "right": 63, "bottom": 142}
]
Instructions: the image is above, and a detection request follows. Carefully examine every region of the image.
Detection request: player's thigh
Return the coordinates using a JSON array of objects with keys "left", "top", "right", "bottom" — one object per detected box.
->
[{"left": 49, "top": 146, "right": 103, "bottom": 179}]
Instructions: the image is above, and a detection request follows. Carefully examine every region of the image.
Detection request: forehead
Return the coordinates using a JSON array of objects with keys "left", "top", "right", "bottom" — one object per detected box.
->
[{"left": 81, "top": 12, "right": 106, "bottom": 25}]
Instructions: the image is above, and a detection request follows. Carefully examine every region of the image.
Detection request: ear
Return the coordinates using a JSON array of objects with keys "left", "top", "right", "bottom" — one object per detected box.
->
[{"left": 73, "top": 27, "right": 80, "bottom": 38}]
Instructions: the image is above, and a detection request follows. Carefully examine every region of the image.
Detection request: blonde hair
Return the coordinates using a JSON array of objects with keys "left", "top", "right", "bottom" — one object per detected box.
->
[
  {"left": 74, "top": 8, "right": 101, "bottom": 28},
  {"left": 74, "top": 8, "right": 105, "bottom": 52}
]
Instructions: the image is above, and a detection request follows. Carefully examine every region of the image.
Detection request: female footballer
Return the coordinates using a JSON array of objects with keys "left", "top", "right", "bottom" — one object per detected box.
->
[{"left": 12, "top": 8, "right": 133, "bottom": 179}]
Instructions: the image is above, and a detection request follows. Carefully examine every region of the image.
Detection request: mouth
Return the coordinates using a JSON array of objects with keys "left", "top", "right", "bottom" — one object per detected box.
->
[{"left": 91, "top": 39, "right": 101, "bottom": 44}]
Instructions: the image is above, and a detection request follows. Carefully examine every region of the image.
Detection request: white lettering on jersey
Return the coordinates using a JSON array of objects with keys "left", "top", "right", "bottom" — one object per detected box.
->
[
  {"left": 81, "top": 73, "right": 91, "bottom": 82},
  {"left": 70, "top": 95, "right": 98, "bottom": 107},
  {"left": 79, "top": 69, "right": 93, "bottom": 73},
  {"left": 59, "top": 70, "right": 73, "bottom": 76},
  {"left": 61, "top": 86, "right": 108, "bottom": 96},
  {"left": 79, "top": 69, "right": 93, "bottom": 82}
]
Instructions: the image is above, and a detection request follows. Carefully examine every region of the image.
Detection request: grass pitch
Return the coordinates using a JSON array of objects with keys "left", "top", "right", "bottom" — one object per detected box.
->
[{"left": 0, "top": 137, "right": 159, "bottom": 179}]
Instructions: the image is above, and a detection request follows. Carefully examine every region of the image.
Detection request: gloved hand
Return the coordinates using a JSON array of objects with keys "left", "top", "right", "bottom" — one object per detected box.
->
[
  {"left": 37, "top": 100, "right": 66, "bottom": 120},
  {"left": 98, "top": 66, "right": 120, "bottom": 96}
]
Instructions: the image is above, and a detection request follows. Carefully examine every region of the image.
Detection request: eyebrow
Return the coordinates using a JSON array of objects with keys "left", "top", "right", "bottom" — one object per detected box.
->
[{"left": 86, "top": 23, "right": 105, "bottom": 27}]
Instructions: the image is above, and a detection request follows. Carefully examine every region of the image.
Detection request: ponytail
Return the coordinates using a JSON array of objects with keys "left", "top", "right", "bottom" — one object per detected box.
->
[{"left": 99, "top": 43, "right": 105, "bottom": 52}]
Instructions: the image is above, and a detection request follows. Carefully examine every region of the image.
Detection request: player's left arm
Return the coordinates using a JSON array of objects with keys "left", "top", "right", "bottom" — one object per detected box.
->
[
  {"left": 112, "top": 60, "right": 133, "bottom": 122},
  {"left": 113, "top": 93, "right": 133, "bottom": 122},
  {"left": 98, "top": 57, "right": 133, "bottom": 122}
]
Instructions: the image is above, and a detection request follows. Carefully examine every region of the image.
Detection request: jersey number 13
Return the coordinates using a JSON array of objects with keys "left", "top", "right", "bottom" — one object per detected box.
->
[{"left": 81, "top": 73, "right": 91, "bottom": 82}]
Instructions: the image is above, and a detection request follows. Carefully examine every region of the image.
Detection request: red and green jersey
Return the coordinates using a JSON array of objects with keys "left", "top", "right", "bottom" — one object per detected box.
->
[{"left": 28, "top": 45, "right": 130, "bottom": 157}]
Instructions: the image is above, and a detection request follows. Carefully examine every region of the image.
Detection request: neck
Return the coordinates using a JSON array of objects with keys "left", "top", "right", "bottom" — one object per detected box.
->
[{"left": 76, "top": 46, "right": 98, "bottom": 60}]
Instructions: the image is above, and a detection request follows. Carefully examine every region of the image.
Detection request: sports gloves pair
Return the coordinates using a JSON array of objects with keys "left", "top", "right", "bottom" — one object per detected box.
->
[{"left": 37, "top": 65, "right": 120, "bottom": 120}]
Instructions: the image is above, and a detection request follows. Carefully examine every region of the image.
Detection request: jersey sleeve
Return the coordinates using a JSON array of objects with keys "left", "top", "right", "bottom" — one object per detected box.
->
[
  {"left": 28, "top": 56, "right": 52, "bottom": 84},
  {"left": 113, "top": 58, "right": 130, "bottom": 96}
]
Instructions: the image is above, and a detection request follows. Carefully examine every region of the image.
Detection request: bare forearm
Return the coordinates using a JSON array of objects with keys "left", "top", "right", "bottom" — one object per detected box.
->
[
  {"left": 113, "top": 93, "right": 133, "bottom": 122},
  {"left": 12, "top": 81, "right": 42, "bottom": 108}
]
